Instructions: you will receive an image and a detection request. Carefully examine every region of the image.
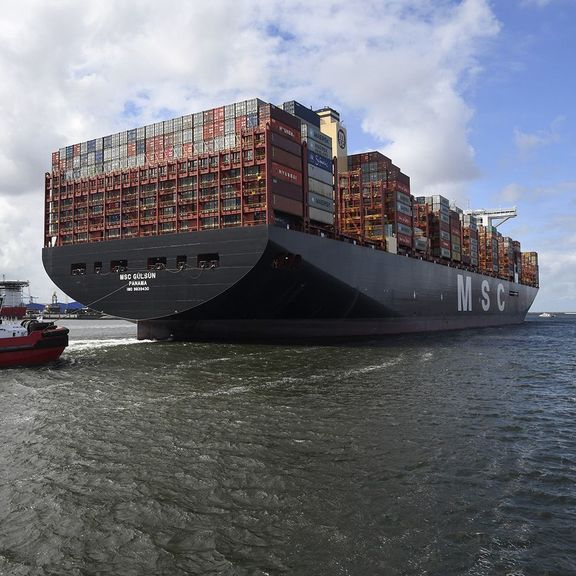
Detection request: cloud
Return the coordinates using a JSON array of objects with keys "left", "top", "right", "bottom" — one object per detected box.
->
[
  {"left": 514, "top": 116, "right": 564, "bottom": 156},
  {"left": 520, "top": 0, "right": 554, "bottom": 7},
  {"left": 0, "top": 0, "right": 501, "bottom": 301}
]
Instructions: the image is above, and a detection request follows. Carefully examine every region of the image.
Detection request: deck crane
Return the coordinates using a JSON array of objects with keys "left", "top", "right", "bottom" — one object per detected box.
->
[{"left": 463, "top": 207, "right": 517, "bottom": 228}]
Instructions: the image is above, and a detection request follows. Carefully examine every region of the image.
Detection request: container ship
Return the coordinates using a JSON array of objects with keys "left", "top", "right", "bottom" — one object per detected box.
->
[{"left": 42, "top": 98, "right": 539, "bottom": 341}]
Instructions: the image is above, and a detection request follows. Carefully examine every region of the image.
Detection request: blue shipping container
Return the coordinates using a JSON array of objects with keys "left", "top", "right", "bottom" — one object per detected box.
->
[{"left": 308, "top": 149, "right": 332, "bottom": 172}]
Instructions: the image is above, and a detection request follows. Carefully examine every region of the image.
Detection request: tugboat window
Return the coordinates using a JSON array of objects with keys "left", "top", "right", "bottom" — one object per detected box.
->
[
  {"left": 94, "top": 261, "right": 102, "bottom": 274},
  {"left": 177, "top": 255, "right": 187, "bottom": 269}
]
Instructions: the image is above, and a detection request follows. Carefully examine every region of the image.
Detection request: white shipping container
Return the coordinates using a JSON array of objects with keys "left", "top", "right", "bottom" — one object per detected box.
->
[
  {"left": 307, "top": 139, "right": 332, "bottom": 159},
  {"left": 307, "top": 163, "right": 332, "bottom": 186},
  {"left": 193, "top": 127, "right": 203, "bottom": 142},
  {"left": 301, "top": 123, "right": 332, "bottom": 147},
  {"left": 397, "top": 223, "right": 412, "bottom": 236},
  {"left": 183, "top": 129, "right": 193, "bottom": 143},
  {"left": 80, "top": 141, "right": 87, "bottom": 154},
  {"left": 308, "top": 192, "right": 334, "bottom": 212},
  {"left": 396, "top": 202, "right": 412, "bottom": 216},
  {"left": 308, "top": 177, "right": 333, "bottom": 198},
  {"left": 182, "top": 114, "right": 193, "bottom": 129},
  {"left": 173, "top": 116, "right": 183, "bottom": 131},
  {"left": 309, "top": 206, "right": 334, "bottom": 224},
  {"left": 225, "top": 118, "right": 235, "bottom": 134}
]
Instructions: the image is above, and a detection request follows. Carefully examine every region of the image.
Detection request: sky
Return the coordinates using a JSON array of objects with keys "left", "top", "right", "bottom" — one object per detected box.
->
[{"left": 0, "top": 0, "right": 574, "bottom": 312}]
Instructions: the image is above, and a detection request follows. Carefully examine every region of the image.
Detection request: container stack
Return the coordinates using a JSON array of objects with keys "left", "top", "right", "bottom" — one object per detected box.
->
[
  {"left": 449, "top": 209, "right": 463, "bottom": 263},
  {"left": 461, "top": 213, "right": 479, "bottom": 267},
  {"left": 46, "top": 98, "right": 539, "bottom": 289},
  {"left": 385, "top": 167, "right": 413, "bottom": 250},
  {"left": 339, "top": 153, "right": 413, "bottom": 252},
  {"left": 478, "top": 225, "right": 500, "bottom": 275},
  {"left": 499, "top": 237, "right": 516, "bottom": 281},
  {"left": 51, "top": 99, "right": 267, "bottom": 180},
  {"left": 513, "top": 241, "right": 522, "bottom": 282},
  {"left": 424, "top": 195, "right": 452, "bottom": 260},
  {"left": 338, "top": 171, "right": 387, "bottom": 245},
  {"left": 521, "top": 252, "right": 539, "bottom": 286},
  {"left": 263, "top": 103, "right": 305, "bottom": 223},
  {"left": 282, "top": 101, "right": 335, "bottom": 227}
]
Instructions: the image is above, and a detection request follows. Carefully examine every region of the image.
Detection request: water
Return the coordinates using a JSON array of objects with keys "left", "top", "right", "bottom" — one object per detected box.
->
[{"left": 1, "top": 316, "right": 575, "bottom": 575}]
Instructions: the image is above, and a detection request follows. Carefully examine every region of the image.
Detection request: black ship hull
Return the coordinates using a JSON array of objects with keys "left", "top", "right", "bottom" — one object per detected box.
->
[{"left": 42, "top": 225, "right": 538, "bottom": 341}]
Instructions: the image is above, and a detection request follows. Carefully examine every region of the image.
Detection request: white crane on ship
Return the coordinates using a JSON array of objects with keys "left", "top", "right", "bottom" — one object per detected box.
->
[{"left": 463, "top": 207, "right": 517, "bottom": 228}]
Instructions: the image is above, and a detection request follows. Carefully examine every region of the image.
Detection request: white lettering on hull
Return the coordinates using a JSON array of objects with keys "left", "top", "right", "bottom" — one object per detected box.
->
[
  {"left": 457, "top": 275, "right": 506, "bottom": 313},
  {"left": 457, "top": 275, "right": 472, "bottom": 312},
  {"left": 120, "top": 271, "right": 157, "bottom": 294}
]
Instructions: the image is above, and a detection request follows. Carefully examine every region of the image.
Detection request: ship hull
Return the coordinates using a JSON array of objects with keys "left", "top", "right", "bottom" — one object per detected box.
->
[{"left": 42, "top": 225, "right": 538, "bottom": 341}]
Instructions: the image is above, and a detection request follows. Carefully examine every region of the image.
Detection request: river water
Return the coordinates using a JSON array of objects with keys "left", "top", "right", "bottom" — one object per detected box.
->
[{"left": 1, "top": 316, "right": 575, "bottom": 575}]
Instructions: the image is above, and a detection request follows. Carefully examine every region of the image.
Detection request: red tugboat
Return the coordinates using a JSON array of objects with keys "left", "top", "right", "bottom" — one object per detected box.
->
[{"left": 0, "top": 297, "right": 69, "bottom": 368}]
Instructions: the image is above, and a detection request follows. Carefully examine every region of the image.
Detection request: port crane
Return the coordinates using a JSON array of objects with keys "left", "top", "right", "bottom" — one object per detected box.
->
[{"left": 463, "top": 207, "right": 517, "bottom": 228}]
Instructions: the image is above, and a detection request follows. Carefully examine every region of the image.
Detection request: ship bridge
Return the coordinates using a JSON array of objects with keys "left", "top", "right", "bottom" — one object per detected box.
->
[{"left": 463, "top": 207, "right": 517, "bottom": 228}]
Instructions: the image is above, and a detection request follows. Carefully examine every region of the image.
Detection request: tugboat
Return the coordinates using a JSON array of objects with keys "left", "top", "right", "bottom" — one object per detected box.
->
[{"left": 0, "top": 297, "right": 69, "bottom": 367}]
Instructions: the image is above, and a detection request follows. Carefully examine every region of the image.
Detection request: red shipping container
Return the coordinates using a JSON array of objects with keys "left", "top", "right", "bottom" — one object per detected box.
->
[
  {"left": 203, "top": 124, "right": 215, "bottom": 140},
  {"left": 235, "top": 116, "right": 247, "bottom": 132},
  {"left": 390, "top": 212, "right": 412, "bottom": 227},
  {"left": 270, "top": 118, "right": 301, "bottom": 143},
  {"left": 214, "top": 107, "right": 225, "bottom": 121},
  {"left": 270, "top": 146, "right": 302, "bottom": 171},
  {"left": 273, "top": 194, "right": 303, "bottom": 217},
  {"left": 271, "top": 179, "right": 302, "bottom": 201},
  {"left": 182, "top": 143, "right": 194, "bottom": 157},
  {"left": 397, "top": 232, "right": 412, "bottom": 246},
  {"left": 127, "top": 143, "right": 137, "bottom": 157},
  {"left": 271, "top": 162, "right": 302, "bottom": 186},
  {"left": 73, "top": 143, "right": 81, "bottom": 156},
  {"left": 214, "top": 121, "right": 224, "bottom": 137}
]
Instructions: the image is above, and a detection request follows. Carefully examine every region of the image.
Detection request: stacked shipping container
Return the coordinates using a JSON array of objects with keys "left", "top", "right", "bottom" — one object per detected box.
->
[
  {"left": 339, "top": 152, "right": 412, "bottom": 252},
  {"left": 45, "top": 97, "right": 538, "bottom": 288},
  {"left": 283, "top": 101, "right": 335, "bottom": 227}
]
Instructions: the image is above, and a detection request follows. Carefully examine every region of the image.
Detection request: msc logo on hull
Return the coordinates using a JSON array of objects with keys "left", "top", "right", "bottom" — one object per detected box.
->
[{"left": 457, "top": 274, "right": 505, "bottom": 313}]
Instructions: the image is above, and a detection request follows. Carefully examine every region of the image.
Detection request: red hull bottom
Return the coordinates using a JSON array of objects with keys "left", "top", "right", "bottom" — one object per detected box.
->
[{"left": 0, "top": 345, "right": 67, "bottom": 367}]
